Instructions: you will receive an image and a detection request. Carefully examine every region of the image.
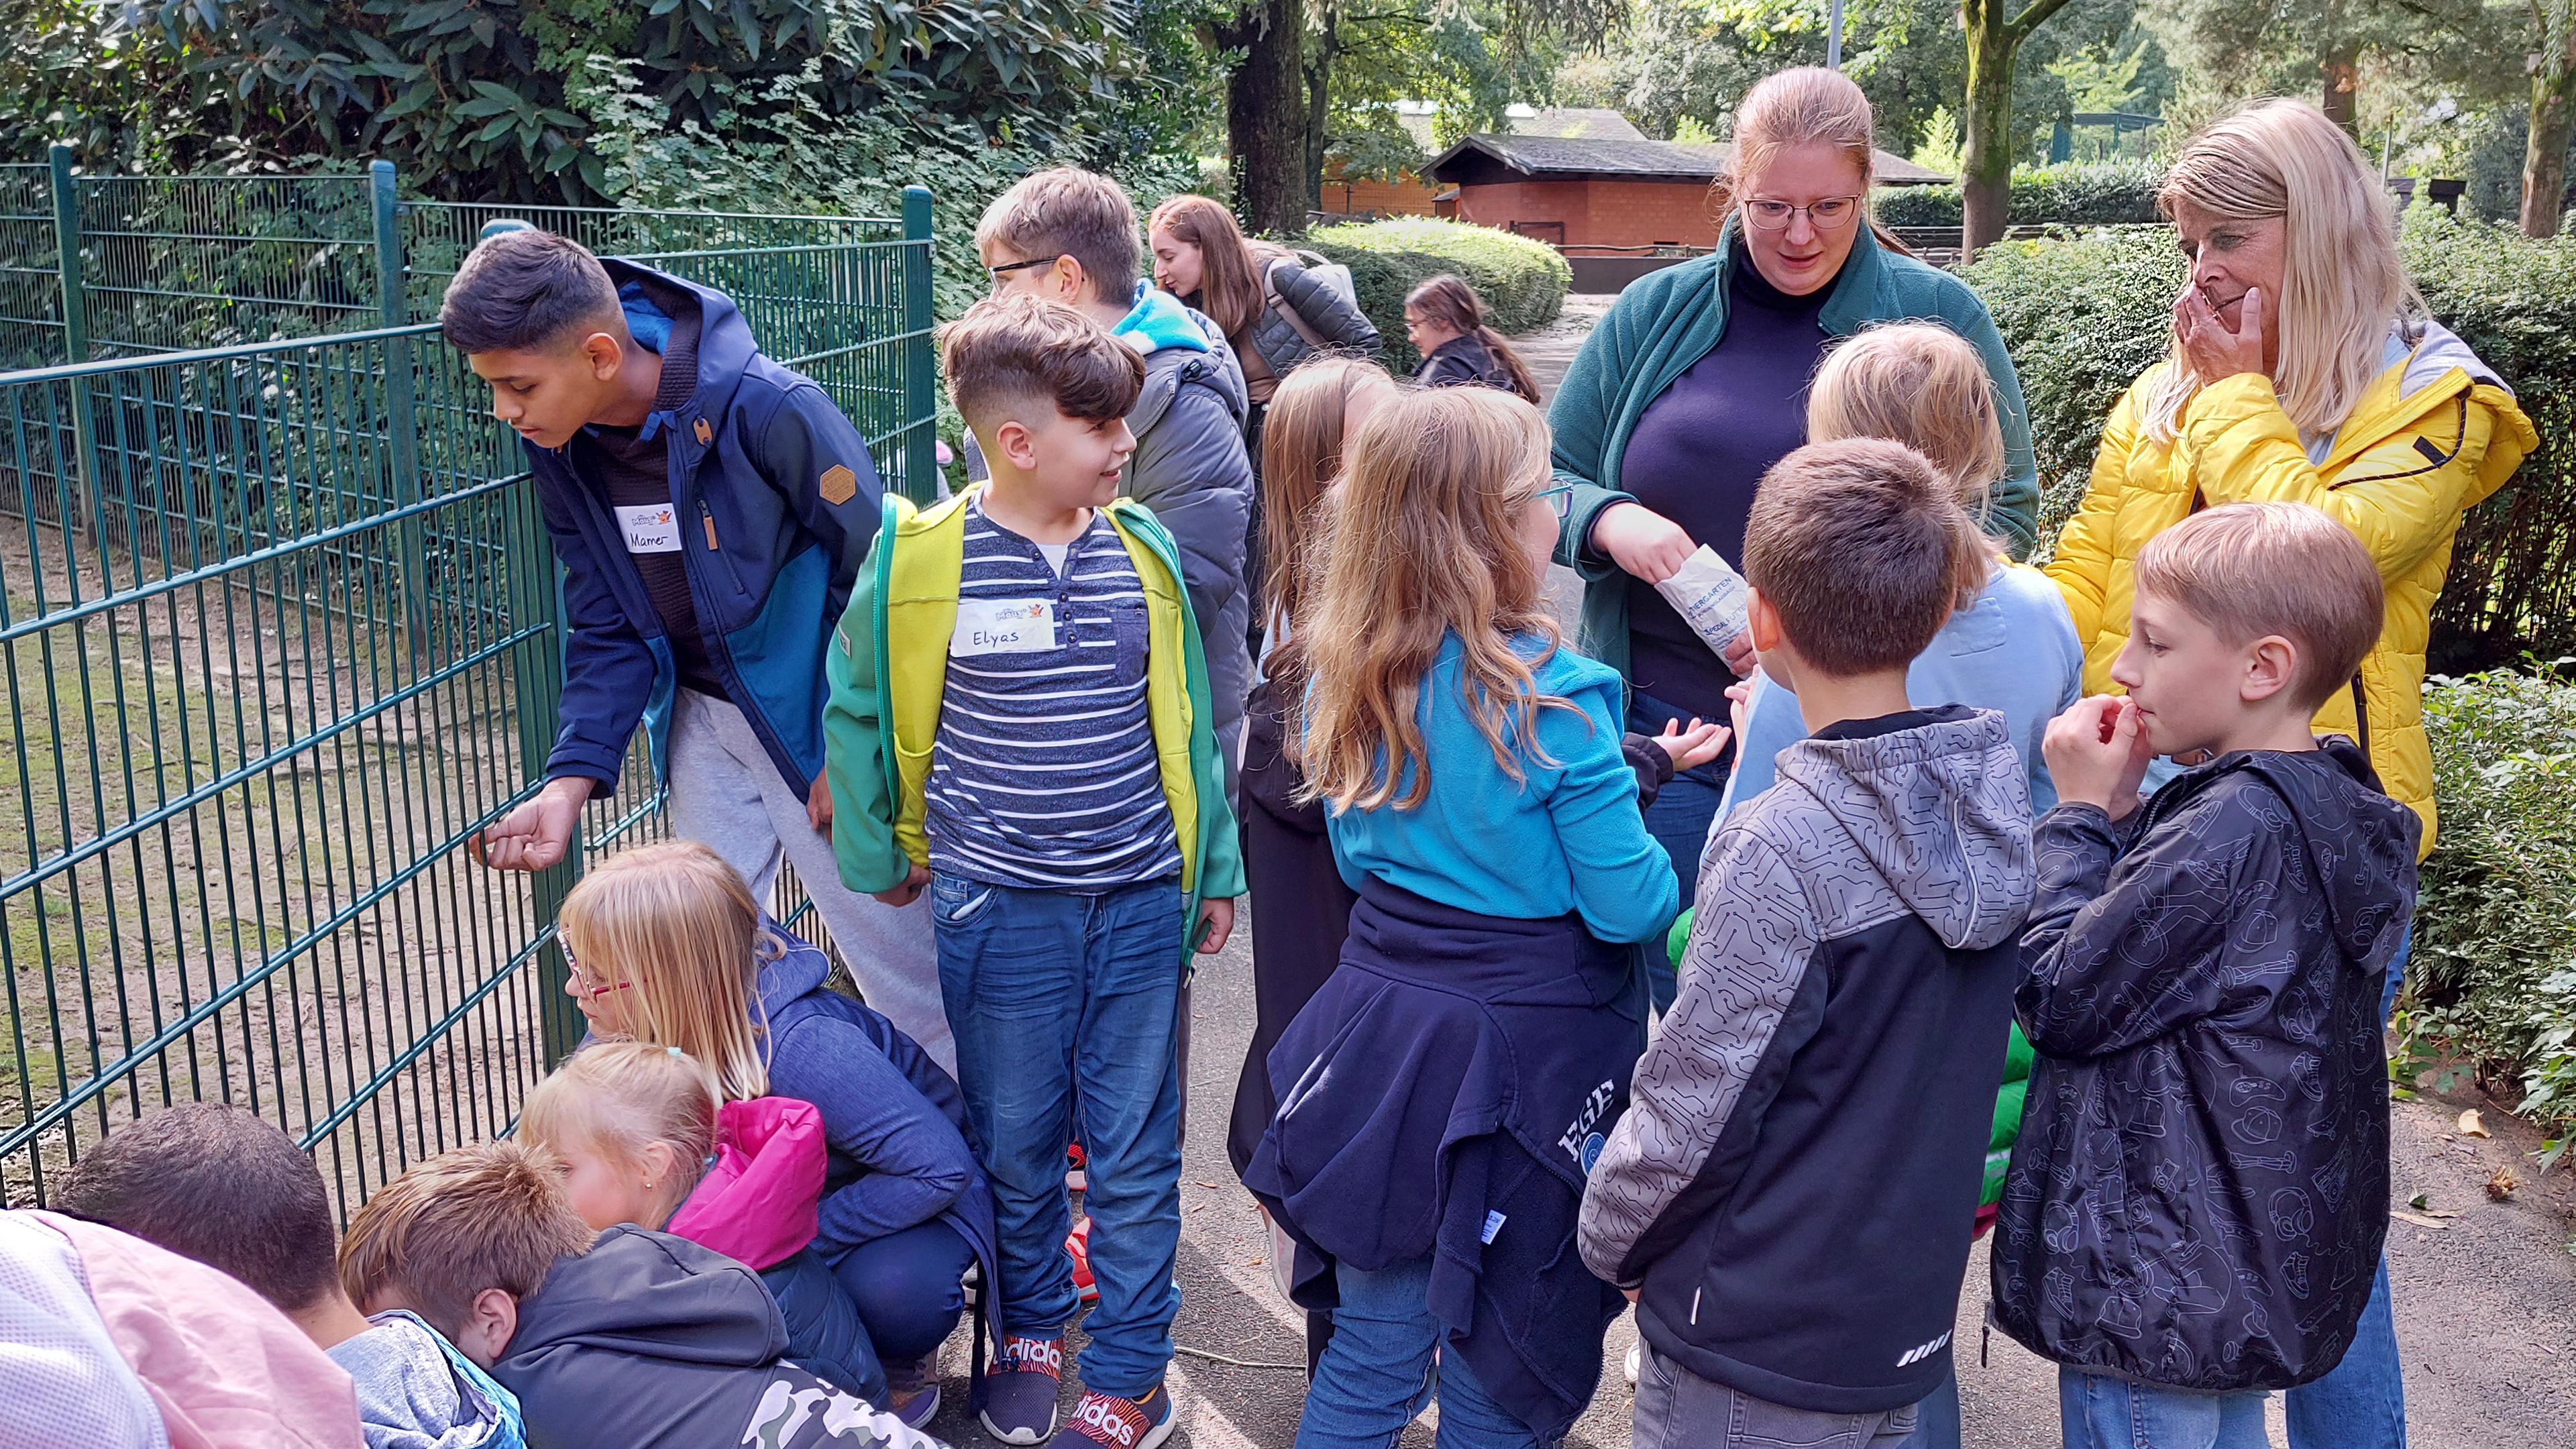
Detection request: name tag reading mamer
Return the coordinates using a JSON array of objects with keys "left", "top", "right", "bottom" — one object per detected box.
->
[
  {"left": 952, "top": 598, "right": 1059, "bottom": 656},
  {"left": 616, "top": 502, "right": 683, "bottom": 554}
]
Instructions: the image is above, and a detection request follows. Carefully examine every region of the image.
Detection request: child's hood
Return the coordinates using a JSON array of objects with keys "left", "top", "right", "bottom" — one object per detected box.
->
[
  {"left": 329, "top": 1311, "right": 523, "bottom": 1449},
  {"left": 594, "top": 258, "right": 757, "bottom": 433},
  {"left": 663, "top": 1097, "right": 828, "bottom": 1273},
  {"left": 498, "top": 1226, "right": 788, "bottom": 1375},
  {"left": 1774, "top": 705, "right": 2037, "bottom": 952},
  {"left": 1114, "top": 280, "right": 1212, "bottom": 358},
  {"left": 2227, "top": 737, "right": 2420, "bottom": 971}
]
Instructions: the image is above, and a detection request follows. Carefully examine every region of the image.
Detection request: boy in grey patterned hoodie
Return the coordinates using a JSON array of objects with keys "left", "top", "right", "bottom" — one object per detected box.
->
[{"left": 1579, "top": 439, "right": 2037, "bottom": 1449}]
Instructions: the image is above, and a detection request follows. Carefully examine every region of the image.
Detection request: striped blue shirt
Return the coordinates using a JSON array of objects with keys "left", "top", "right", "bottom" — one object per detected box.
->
[{"left": 924, "top": 500, "right": 1183, "bottom": 890}]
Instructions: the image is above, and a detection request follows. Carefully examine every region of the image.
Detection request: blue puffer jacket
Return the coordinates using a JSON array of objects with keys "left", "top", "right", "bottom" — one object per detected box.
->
[
  {"left": 529, "top": 260, "right": 884, "bottom": 798},
  {"left": 1994, "top": 739, "right": 2418, "bottom": 1391}
]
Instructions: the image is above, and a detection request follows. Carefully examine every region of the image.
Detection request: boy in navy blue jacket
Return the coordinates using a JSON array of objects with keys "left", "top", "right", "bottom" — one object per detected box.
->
[
  {"left": 1578, "top": 441, "right": 2036, "bottom": 1448},
  {"left": 441, "top": 228, "right": 951, "bottom": 1069}
]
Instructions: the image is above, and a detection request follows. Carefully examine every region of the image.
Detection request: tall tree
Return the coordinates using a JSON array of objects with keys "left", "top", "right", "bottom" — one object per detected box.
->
[
  {"left": 2529, "top": 0, "right": 2576, "bottom": 235},
  {"left": 1960, "top": 0, "right": 2079, "bottom": 255},
  {"left": 1216, "top": 0, "right": 1313, "bottom": 234}
]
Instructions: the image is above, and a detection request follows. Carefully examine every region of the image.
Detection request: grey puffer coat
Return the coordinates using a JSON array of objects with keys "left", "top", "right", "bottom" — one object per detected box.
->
[
  {"left": 1236, "top": 254, "right": 1380, "bottom": 377},
  {"left": 1994, "top": 739, "right": 2418, "bottom": 1392}
]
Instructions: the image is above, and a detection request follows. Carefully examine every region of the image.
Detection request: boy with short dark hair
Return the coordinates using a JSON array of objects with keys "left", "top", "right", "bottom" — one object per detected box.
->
[
  {"left": 441, "top": 227, "right": 953, "bottom": 1071},
  {"left": 339, "top": 1140, "right": 943, "bottom": 1449},
  {"left": 56, "top": 1102, "right": 525, "bottom": 1449},
  {"left": 1995, "top": 501, "right": 2416, "bottom": 1448},
  {"left": 824, "top": 294, "right": 1244, "bottom": 1449},
  {"left": 1578, "top": 438, "right": 2037, "bottom": 1448},
  {"left": 969, "top": 167, "right": 1254, "bottom": 780}
]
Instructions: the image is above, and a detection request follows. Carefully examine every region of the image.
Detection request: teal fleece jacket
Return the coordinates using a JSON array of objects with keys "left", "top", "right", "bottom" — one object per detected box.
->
[{"left": 1547, "top": 224, "right": 2039, "bottom": 680}]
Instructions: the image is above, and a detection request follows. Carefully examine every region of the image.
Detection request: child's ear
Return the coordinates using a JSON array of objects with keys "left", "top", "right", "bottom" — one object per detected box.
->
[
  {"left": 1054, "top": 256, "right": 1097, "bottom": 307},
  {"left": 639, "top": 1140, "right": 680, "bottom": 1191},
  {"left": 994, "top": 417, "right": 1042, "bottom": 474},
  {"left": 454, "top": 1287, "right": 520, "bottom": 1371},
  {"left": 580, "top": 331, "right": 623, "bottom": 382},
  {"left": 1745, "top": 586, "right": 1782, "bottom": 654},
  {"left": 2240, "top": 635, "right": 2298, "bottom": 704}
]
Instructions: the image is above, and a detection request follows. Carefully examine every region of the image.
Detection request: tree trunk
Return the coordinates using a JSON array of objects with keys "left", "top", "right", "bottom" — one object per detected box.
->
[
  {"left": 2320, "top": 47, "right": 2361, "bottom": 138},
  {"left": 1959, "top": 0, "right": 2017, "bottom": 258},
  {"left": 2528, "top": 0, "right": 2576, "bottom": 237},
  {"left": 1219, "top": 0, "right": 1309, "bottom": 237},
  {"left": 1304, "top": 28, "right": 1336, "bottom": 213}
]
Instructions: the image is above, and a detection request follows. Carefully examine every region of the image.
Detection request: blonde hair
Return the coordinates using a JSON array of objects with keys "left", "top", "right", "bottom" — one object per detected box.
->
[
  {"left": 1744, "top": 439, "right": 1990, "bottom": 676},
  {"left": 2145, "top": 99, "right": 2421, "bottom": 443},
  {"left": 1297, "top": 386, "right": 1577, "bottom": 811},
  {"left": 1258, "top": 356, "right": 1393, "bottom": 690},
  {"left": 1712, "top": 66, "right": 1906, "bottom": 255},
  {"left": 1808, "top": 322, "right": 2007, "bottom": 559},
  {"left": 555, "top": 841, "right": 776, "bottom": 1099},
  {"left": 2134, "top": 502, "right": 2385, "bottom": 712},
  {"left": 337, "top": 1140, "right": 592, "bottom": 1340},
  {"left": 520, "top": 1043, "right": 723, "bottom": 1231}
]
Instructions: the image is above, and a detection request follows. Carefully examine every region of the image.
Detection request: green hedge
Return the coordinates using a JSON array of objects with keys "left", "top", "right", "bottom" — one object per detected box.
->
[
  {"left": 1304, "top": 219, "right": 1572, "bottom": 373},
  {"left": 1876, "top": 161, "right": 2166, "bottom": 229},
  {"left": 1961, "top": 211, "right": 2576, "bottom": 672},
  {"left": 2410, "top": 667, "right": 2576, "bottom": 1153}
]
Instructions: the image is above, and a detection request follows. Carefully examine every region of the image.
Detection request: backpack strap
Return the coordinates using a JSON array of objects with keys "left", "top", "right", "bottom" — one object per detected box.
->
[{"left": 1263, "top": 256, "right": 1332, "bottom": 351}]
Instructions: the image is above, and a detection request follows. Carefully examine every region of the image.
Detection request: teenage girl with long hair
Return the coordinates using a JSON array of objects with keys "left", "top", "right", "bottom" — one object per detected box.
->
[
  {"left": 552, "top": 841, "right": 1001, "bottom": 1428},
  {"left": 1404, "top": 275, "right": 1540, "bottom": 404},
  {"left": 1242, "top": 386, "right": 1678, "bottom": 1449}
]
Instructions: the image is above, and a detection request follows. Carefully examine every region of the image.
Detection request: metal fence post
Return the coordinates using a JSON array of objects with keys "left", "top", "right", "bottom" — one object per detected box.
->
[
  {"left": 372, "top": 161, "right": 433, "bottom": 652},
  {"left": 901, "top": 184, "right": 936, "bottom": 505},
  {"left": 48, "top": 143, "right": 96, "bottom": 549},
  {"left": 502, "top": 476, "right": 583, "bottom": 1064}
]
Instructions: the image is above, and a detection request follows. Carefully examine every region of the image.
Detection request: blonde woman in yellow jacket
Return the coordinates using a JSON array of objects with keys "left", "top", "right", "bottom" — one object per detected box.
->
[
  {"left": 2049, "top": 99, "right": 2534, "bottom": 863},
  {"left": 2044, "top": 97, "right": 2535, "bottom": 1449}
]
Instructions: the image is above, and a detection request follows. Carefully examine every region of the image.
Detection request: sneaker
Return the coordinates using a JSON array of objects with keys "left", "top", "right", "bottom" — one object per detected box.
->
[
  {"left": 1067, "top": 1217, "right": 1099, "bottom": 1304},
  {"left": 979, "top": 1332, "right": 1065, "bottom": 1445},
  {"left": 1049, "top": 1384, "right": 1175, "bottom": 1449},
  {"left": 1065, "top": 1141, "right": 1087, "bottom": 1193},
  {"left": 885, "top": 1352, "right": 941, "bottom": 1430},
  {"left": 1624, "top": 1339, "right": 1642, "bottom": 1386}
]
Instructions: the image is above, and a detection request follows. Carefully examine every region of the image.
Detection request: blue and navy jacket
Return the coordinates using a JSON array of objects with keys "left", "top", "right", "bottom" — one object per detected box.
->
[{"left": 529, "top": 260, "right": 883, "bottom": 797}]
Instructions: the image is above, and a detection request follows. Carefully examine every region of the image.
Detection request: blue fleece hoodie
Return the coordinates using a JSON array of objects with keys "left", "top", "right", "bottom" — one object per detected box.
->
[
  {"left": 525, "top": 261, "right": 885, "bottom": 798},
  {"left": 1719, "top": 561, "right": 2083, "bottom": 814}
]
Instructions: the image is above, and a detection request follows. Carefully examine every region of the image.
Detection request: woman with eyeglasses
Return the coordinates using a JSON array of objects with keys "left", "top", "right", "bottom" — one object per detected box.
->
[{"left": 1547, "top": 66, "right": 2039, "bottom": 1014}]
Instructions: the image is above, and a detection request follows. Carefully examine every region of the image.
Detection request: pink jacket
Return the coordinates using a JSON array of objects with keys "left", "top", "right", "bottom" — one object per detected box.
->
[
  {"left": 664, "top": 1096, "right": 826, "bottom": 1271},
  {"left": 26, "top": 1210, "right": 363, "bottom": 1449}
]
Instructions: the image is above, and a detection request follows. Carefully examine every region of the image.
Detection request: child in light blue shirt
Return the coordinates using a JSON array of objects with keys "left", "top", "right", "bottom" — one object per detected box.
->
[{"left": 1719, "top": 323, "right": 2083, "bottom": 817}]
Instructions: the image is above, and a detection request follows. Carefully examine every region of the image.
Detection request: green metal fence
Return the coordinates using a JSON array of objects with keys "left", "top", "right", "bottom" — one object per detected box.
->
[{"left": 0, "top": 176, "right": 938, "bottom": 1213}]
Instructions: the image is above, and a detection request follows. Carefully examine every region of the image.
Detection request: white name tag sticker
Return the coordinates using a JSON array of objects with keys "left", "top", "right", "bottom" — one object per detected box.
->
[
  {"left": 951, "top": 598, "right": 1057, "bottom": 656},
  {"left": 615, "top": 502, "right": 682, "bottom": 554}
]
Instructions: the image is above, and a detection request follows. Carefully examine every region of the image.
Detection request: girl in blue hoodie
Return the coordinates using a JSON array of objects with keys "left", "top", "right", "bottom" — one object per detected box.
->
[
  {"left": 1242, "top": 386, "right": 1680, "bottom": 1449},
  {"left": 553, "top": 842, "right": 1001, "bottom": 1428}
]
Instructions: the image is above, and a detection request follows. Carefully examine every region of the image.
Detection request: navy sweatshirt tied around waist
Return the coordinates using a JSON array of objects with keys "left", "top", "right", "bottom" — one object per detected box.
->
[{"left": 1242, "top": 875, "right": 1644, "bottom": 1442}]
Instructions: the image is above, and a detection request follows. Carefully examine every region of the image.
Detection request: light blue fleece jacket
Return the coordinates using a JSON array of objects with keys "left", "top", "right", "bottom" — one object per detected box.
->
[
  {"left": 1719, "top": 562, "right": 2083, "bottom": 816},
  {"left": 1112, "top": 280, "right": 1212, "bottom": 354},
  {"left": 1325, "top": 634, "right": 1678, "bottom": 945}
]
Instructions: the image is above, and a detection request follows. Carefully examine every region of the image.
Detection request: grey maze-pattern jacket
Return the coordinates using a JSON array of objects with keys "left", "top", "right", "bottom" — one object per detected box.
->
[
  {"left": 1578, "top": 706, "right": 2037, "bottom": 1414},
  {"left": 1992, "top": 739, "right": 2418, "bottom": 1393}
]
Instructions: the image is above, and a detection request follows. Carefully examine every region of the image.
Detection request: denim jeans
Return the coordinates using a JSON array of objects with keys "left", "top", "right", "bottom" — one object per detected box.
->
[
  {"left": 1627, "top": 688, "right": 1727, "bottom": 1016},
  {"left": 1636, "top": 1342, "right": 1917, "bottom": 1449},
  {"left": 932, "top": 872, "right": 1185, "bottom": 1399},
  {"left": 1894, "top": 1362, "right": 1960, "bottom": 1449},
  {"left": 830, "top": 1219, "right": 978, "bottom": 1365},
  {"left": 1295, "top": 1254, "right": 1539, "bottom": 1449},
  {"left": 2284, "top": 927, "right": 2410, "bottom": 1449},
  {"left": 2060, "top": 1368, "right": 2267, "bottom": 1449}
]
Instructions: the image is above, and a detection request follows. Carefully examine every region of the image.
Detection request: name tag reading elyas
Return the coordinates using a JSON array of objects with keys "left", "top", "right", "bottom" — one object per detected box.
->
[{"left": 951, "top": 598, "right": 1058, "bottom": 656}]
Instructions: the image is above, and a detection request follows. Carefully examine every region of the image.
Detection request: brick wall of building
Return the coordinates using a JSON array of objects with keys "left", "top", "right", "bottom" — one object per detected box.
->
[{"left": 1448, "top": 178, "right": 1721, "bottom": 250}]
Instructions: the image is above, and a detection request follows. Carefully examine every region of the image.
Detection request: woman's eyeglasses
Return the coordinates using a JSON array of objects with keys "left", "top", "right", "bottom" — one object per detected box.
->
[{"left": 1743, "top": 197, "right": 1862, "bottom": 232}]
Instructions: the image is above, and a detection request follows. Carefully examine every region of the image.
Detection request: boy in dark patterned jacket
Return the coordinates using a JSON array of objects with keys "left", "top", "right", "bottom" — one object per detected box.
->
[{"left": 1996, "top": 502, "right": 2420, "bottom": 1448}]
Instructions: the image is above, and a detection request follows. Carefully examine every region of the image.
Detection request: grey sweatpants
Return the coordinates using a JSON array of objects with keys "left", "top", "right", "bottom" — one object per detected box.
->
[
  {"left": 1634, "top": 1342, "right": 1921, "bottom": 1449},
  {"left": 666, "top": 689, "right": 953, "bottom": 1073}
]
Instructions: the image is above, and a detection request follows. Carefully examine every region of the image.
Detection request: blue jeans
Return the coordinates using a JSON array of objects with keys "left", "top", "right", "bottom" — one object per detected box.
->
[
  {"left": 2284, "top": 928, "right": 2410, "bottom": 1449},
  {"left": 2061, "top": 1368, "right": 2267, "bottom": 1449},
  {"left": 1295, "top": 1254, "right": 1539, "bottom": 1449},
  {"left": 933, "top": 873, "right": 1185, "bottom": 1399},
  {"left": 1627, "top": 689, "right": 1726, "bottom": 1015},
  {"left": 831, "top": 1219, "right": 977, "bottom": 1365}
]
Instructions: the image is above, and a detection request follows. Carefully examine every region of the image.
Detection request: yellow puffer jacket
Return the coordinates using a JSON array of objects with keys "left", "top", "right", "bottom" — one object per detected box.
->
[{"left": 2048, "top": 323, "right": 2536, "bottom": 858}]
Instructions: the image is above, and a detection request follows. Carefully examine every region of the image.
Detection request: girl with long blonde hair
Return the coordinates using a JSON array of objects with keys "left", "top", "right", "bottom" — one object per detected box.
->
[
  {"left": 1242, "top": 386, "right": 1679, "bottom": 1449},
  {"left": 2042, "top": 97, "right": 2536, "bottom": 1449},
  {"left": 553, "top": 841, "right": 998, "bottom": 1428}
]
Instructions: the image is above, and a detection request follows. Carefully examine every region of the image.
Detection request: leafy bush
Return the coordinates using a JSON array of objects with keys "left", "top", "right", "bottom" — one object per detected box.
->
[
  {"left": 1962, "top": 214, "right": 2576, "bottom": 673},
  {"left": 2410, "top": 665, "right": 2576, "bottom": 1158},
  {"left": 1304, "top": 219, "right": 1572, "bottom": 372},
  {"left": 1875, "top": 161, "right": 2167, "bottom": 229}
]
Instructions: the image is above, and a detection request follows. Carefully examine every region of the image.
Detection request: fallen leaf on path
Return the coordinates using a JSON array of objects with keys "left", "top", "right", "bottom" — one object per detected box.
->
[
  {"left": 2408, "top": 1191, "right": 2430, "bottom": 1210},
  {"left": 2488, "top": 1165, "right": 2519, "bottom": 1200},
  {"left": 2459, "top": 1109, "right": 2491, "bottom": 1138},
  {"left": 2390, "top": 1210, "right": 2451, "bottom": 1230},
  {"left": 1194, "top": 1181, "right": 1223, "bottom": 1189}
]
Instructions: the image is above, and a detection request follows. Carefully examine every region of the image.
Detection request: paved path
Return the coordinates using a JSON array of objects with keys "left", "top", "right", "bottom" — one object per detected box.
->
[{"left": 912, "top": 288, "right": 2576, "bottom": 1448}]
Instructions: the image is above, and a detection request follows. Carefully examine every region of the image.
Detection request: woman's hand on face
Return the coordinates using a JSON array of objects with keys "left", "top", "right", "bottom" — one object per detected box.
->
[
  {"left": 2174, "top": 283, "right": 2267, "bottom": 386},
  {"left": 1590, "top": 501, "right": 1697, "bottom": 584}
]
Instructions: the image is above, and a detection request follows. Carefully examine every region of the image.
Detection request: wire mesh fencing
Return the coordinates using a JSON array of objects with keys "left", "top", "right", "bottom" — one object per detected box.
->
[{"left": 0, "top": 174, "right": 937, "bottom": 1214}]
